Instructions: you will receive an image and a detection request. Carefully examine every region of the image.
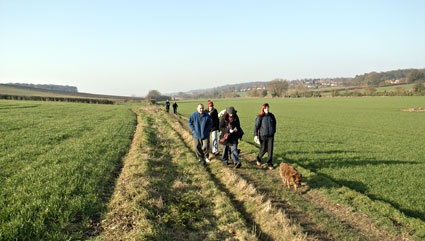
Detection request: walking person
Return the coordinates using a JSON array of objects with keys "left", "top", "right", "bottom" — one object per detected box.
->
[
  {"left": 254, "top": 103, "right": 276, "bottom": 170},
  {"left": 188, "top": 104, "right": 212, "bottom": 165},
  {"left": 207, "top": 100, "right": 219, "bottom": 156},
  {"left": 219, "top": 106, "right": 242, "bottom": 168},
  {"left": 172, "top": 101, "right": 178, "bottom": 114},
  {"left": 165, "top": 100, "right": 170, "bottom": 113}
]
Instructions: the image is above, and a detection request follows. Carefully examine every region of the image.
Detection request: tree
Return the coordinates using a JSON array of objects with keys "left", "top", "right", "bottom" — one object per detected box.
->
[
  {"left": 364, "top": 86, "right": 377, "bottom": 96},
  {"left": 365, "top": 72, "right": 381, "bottom": 86},
  {"left": 267, "top": 79, "right": 288, "bottom": 97},
  {"left": 260, "top": 89, "right": 268, "bottom": 97},
  {"left": 146, "top": 90, "right": 161, "bottom": 101},
  {"left": 408, "top": 70, "right": 425, "bottom": 83},
  {"left": 413, "top": 80, "right": 425, "bottom": 93},
  {"left": 248, "top": 88, "right": 259, "bottom": 97},
  {"left": 295, "top": 84, "right": 309, "bottom": 97}
]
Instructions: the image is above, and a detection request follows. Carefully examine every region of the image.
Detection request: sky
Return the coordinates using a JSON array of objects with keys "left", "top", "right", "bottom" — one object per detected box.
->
[{"left": 1, "top": 0, "right": 424, "bottom": 97}]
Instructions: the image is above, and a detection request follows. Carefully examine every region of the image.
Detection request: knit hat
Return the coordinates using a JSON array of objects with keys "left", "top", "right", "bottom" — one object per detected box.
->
[
  {"left": 227, "top": 106, "right": 236, "bottom": 115},
  {"left": 208, "top": 100, "right": 214, "bottom": 107}
]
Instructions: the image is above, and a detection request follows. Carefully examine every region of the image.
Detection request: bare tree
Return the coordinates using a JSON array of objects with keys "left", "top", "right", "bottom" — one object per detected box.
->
[
  {"left": 146, "top": 90, "right": 161, "bottom": 101},
  {"left": 267, "top": 79, "right": 288, "bottom": 97}
]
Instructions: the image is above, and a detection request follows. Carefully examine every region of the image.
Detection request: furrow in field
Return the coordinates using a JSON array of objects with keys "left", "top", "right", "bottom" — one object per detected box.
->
[
  {"left": 99, "top": 107, "right": 258, "bottom": 240},
  {"left": 165, "top": 109, "right": 311, "bottom": 241},
  {"left": 170, "top": 111, "right": 416, "bottom": 241}
]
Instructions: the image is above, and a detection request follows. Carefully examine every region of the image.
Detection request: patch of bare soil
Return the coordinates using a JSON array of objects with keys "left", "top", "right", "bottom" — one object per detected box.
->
[{"left": 401, "top": 107, "right": 425, "bottom": 112}]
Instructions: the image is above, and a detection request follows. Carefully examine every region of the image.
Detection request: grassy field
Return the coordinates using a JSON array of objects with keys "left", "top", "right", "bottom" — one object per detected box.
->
[
  {"left": 3, "top": 96, "right": 425, "bottom": 240},
  {"left": 0, "top": 100, "right": 137, "bottom": 240},
  {"left": 174, "top": 97, "right": 425, "bottom": 234},
  {"left": 376, "top": 84, "right": 413, "bottom": 91}
]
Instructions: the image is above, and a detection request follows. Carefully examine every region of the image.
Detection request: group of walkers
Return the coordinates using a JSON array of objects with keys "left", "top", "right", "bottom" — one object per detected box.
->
[
  {"left": 188, "top": 100, "right": 276, "bottom": 170},
  {"left": 165, "top": 99, "right": 178, "bottom": 114}
]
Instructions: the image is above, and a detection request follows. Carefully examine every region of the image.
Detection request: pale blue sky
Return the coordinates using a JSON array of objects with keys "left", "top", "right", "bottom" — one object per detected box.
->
[{"left": 1, "top": 0, "right": 424, "bottom": 96}]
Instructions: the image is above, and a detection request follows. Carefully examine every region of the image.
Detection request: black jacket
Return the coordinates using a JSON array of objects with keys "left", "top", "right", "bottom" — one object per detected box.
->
[
  {"left": 209, "top": 108, "right": 219, "bottom": 131},
  {"left": 219, "top": 113, "right": 241, "bottom": 145},
  {"left": 254, "top": 113, "right": 276, "bottom": 137}
]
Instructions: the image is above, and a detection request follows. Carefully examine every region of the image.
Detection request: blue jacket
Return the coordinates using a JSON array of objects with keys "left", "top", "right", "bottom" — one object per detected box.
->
[
  {"left": 188, "top": 111, "right": 212, "bottom": 139},
  {"left": 254, "top": 113, "right": 276, "bottom": 137}
]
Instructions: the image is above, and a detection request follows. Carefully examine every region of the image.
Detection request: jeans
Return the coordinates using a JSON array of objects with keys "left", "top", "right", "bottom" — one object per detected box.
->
[
  {"left": 222, "top": 142, "right": 239, "bottom": 164},
  {"left": 210, "top": 130, "right": 218, "bottom": 154}
]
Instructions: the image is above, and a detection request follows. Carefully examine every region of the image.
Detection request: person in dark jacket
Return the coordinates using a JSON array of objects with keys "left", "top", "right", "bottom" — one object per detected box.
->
[
  {"left": 254, "top": 103, "right": 276, "bottom": 170},
  {"left": 188, "top": 104, "right": 212, "bottom": 165},
  {"left": 219, "top": 106, "right": 242, "bottom": 168},
  {"left": 165, "top": 100, "right": 170, "bottom": 113},
  {"left": 207, "top": 100, "right": 219, "bottom": 155},
  {"left": 172, "top": 102, "right": 178, "bottom": 114}
]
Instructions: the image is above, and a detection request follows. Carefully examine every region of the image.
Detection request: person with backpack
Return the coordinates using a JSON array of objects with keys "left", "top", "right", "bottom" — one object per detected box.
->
[
  {"left": 219, "top": 106, "right": 242, "bottom": 168},
  {"left": 254, "top": 103, "right": 276, "bottom": 170},
  {"left": 207, "top": 100, "right": 219, "bottom": 155},
  {"left": 188, "top": 104, "right": 212, "bottom": 166}
]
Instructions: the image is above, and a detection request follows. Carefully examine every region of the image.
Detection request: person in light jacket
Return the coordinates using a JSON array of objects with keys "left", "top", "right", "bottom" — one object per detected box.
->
[
  {"left": 207, "top": 100, "right": 219, "bottom": 155},
  {"left": 254, "top": 103, "right": 276, "bottom": 170},
  {"left": 188, "top": 104, "right": 212, "bottom": 165}
]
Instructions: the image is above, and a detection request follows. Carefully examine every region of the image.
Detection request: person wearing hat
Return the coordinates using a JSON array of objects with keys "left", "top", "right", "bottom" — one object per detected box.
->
[
  {"left": 188, "top": 103, "right": 213, "bottom": 165},
  {"left": 207, "top": 100, "right": 219, "bottom": 156},
  {"left": 219, "top": 106, "right": 242, "bottom": 168},
  {"left": 254, "top": 103, "right": 276, "bottom": 170}
]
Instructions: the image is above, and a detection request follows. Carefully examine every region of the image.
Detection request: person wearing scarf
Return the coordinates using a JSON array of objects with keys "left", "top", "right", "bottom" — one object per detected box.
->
[{"left": 219, "top": 106, "right": 242, "bottom": 168}]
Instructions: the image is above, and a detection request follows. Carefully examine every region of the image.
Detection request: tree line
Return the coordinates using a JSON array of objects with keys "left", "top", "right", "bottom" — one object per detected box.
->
[
  {"left": 0, "top": 94, "right": 114, "bottom": 104},
  {"left": 7, "top": 83, "right": 79, "bottom": 92},
  {"left": 146, "top": 68, "right": 425, "bottom": 100}
]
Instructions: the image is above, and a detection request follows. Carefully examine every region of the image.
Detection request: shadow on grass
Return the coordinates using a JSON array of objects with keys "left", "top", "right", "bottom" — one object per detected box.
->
[
  {"left": 87, "top": 110, "right": 137, "bottom": 237},
  {"left": 275, "top": 153, "right": 425, "bottom": 222},
  {"left": 167, "top": 117, "right": 273, "bottom": 241},
  {"left": 142, "top": 115, "right": 228, "bottom": 240}
]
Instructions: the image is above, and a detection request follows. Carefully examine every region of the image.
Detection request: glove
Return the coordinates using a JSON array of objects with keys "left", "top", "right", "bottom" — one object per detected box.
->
[{"left": 254, "top": 136, "right": 258, "bottom": 143}]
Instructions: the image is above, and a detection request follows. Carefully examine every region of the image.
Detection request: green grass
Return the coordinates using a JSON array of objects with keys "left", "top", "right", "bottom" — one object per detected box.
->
[
  {"left": 376, "top": 84, "right": 413, "bottom": 91},
  {"left": 0, "top": 100, "right": 137, "bottom": 240},
  {"left": 175, "top": 97, "right": 425, "bottom": 227}
]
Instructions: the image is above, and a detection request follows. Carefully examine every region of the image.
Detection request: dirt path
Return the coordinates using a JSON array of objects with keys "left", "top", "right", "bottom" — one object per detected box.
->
[
  {"left": 98, "top": 106, "right": 414, "bottom": 241},
  {"left": 168, "top": 110, "right": 414, "bottom": 241}
]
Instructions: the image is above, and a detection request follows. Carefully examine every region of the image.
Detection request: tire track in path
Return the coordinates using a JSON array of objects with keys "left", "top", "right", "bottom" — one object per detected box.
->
[{"left": 169, "top": 111, "right": 414, "bottom": 241}]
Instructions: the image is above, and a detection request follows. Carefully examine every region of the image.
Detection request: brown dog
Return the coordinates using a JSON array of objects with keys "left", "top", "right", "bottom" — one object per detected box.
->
[{"left": 279, "top": 163, "right": 302, "bottom": 193}]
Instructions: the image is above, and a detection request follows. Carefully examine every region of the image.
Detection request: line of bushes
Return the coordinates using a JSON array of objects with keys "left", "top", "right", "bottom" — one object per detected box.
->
[{"left": 0, "top": 94, "right": 114, "bottom": 104}]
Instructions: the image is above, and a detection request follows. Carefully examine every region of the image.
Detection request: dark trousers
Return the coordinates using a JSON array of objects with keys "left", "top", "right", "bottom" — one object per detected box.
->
[
  {"left": 256, "top": 136, "right": 274, "bottom": 165},
  {"left": 194, "top": 138, "right": 209, "bottom": 162}
]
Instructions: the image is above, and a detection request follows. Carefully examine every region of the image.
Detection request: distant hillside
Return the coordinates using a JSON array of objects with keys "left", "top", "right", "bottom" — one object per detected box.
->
[
  {"left": 169, "top": 81, "right": 268, "bottom": 96},
  {"left": 8, "top": 83, "right": 78, "bottom": 92},
  {"left": 0, "top": 84, "right": 144, "bottom": 101},
  {"left": 171, "top": 68, "right": 425, "bottom": 96}
]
